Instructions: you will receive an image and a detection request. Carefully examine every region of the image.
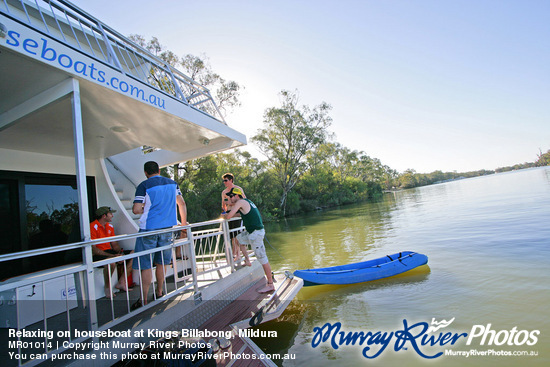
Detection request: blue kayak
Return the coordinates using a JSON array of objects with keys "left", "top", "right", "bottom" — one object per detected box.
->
[{"left": 293, "top": 251, "right": 428, "bottom": 286}]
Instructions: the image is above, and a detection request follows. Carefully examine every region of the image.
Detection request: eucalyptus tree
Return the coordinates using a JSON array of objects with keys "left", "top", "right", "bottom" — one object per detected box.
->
[
  {"left": 179, "top": 54, "right": 243, "bottom": 116},
  {"left": 398, "top": 169, "right": 418, "bottom": 189},
  {"left": 536, "top": 149, "right": 550, "bottom": 166},
  {"left": 129, "top": 35, "right": 244, "bottom": 184},
  {"left": 129, "top": 35, "right": 243, "bottom": 118},
  {"left": 252, "top": 90, "right": 332, "bottom": 217}
]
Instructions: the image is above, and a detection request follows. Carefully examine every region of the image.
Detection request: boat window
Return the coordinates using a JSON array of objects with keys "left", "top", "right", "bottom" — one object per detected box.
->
[
  {"left": 26, "top": 183, "right": 78, "bottom": 239},
  {"left": 0, "top": 171, "right": 96, "bottom": 279},
  {"left": 25, "top": 183, "right": 79, "bottom": 271},
  {"left": 0, "top": 179, "right": 20, "bottom": 256}
]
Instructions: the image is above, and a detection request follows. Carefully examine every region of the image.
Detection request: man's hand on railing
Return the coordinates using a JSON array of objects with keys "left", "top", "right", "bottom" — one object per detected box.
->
[{"left": 178, "top": 222, "right": 189, "bottom": 238}]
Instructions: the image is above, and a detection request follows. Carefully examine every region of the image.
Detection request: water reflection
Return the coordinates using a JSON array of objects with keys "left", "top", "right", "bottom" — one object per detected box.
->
[
  {"left": 253, "top": 266, "right": 432, "bottom": 365},
  {"left": 265, "top": 196, "right": 402, "bottom": 270},
  {"left": 253, "top": 167, "right": 550, "bottom": 366}
]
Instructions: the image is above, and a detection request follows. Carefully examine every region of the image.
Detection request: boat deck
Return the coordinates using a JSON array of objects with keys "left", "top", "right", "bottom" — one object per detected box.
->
[
  {"left": 200, "top": 273, "right": 302, "bottom": 366},
  {"left": 2, "top": 258, "right": 303, "bottom": 367}
]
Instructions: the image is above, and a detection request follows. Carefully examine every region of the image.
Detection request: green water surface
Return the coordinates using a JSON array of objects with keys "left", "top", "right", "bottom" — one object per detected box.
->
[{"left": 253, "top": 167, "right": 550, "bottom": 367}]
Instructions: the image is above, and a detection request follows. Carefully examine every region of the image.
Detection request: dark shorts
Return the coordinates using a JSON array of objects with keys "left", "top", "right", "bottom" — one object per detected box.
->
[
  {"left": 93, "top": 249, "right": 117, "bottom": 262},
  {"left": 93, "top": 249, "right": 131, "bottom": 263},
  {"left": 229, "top": 219, "right": 243, "bottom": 239}
]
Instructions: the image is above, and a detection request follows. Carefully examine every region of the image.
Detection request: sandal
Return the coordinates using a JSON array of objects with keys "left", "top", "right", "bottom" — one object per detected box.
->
[{"left": 131, "top": 299, "right": 143, "bottom": 311}]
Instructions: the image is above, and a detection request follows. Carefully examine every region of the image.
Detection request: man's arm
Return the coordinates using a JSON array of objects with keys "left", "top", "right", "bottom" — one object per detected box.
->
[
  {"left": 133, "top": 182, "right": 146, "bottom": 215},
  {"left": 110, "top": 240, "right": 122, "bottom": 253},
  {"left": 132, "top": 202, "right": 144, "bottom": 215},
  {"left": 92, "top": 245, "right": 118, "bottom": 257},
  {"left": 221, "top": 190, "right": 228, "bottom": 212},
  {"left": 224, "top": 200, "right": 246, "bottom": 220},
  {"left": 176, "top": 195, "right": 187, "bottom": 225}
]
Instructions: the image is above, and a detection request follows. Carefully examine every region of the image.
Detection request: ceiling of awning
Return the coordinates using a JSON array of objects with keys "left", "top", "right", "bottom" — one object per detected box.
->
[{"left": 0, "top": 47, "right": 246, "bottom": 160}]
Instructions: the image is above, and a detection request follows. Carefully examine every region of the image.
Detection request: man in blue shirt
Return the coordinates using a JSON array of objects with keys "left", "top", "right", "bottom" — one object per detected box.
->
[{"left": 131, "top": 161, "right": 187, "bottom": 309}]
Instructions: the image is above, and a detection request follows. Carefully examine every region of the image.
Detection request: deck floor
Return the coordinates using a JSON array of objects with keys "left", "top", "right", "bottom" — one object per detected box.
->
[
  {"left": 2, "top": 261, "right": 302, "bottom": 367},
  {"left": 198, "top": 273, "right": 301, "bottom": 367}
]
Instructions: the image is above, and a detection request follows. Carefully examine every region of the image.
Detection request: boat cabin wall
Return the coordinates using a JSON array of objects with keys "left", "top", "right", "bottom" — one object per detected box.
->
[
  {"left": 0, "top": 148, "right": 87, "bottom": 176},
  {"left": 0, "top": 148, "right": 138, "bottom": 279}
]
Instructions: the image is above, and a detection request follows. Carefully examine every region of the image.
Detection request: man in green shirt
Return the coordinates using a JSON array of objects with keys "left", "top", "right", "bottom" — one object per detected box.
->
[{"left": 223, "top": 187, "right": 274, "bottom": 293}]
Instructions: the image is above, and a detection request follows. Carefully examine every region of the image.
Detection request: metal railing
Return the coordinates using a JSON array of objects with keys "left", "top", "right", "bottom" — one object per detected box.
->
[
  {"left": 0, "top": 0, "right": 226, "bottom": 123},
  {"left": 0, "top": 217, "right": 247, "bottom": 366}
]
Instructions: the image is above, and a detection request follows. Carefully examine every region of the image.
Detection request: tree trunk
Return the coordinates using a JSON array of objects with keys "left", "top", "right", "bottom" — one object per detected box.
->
[
  {"left": 173, "top": 164, "right": 180, "bottom": 183},
  {"left": 280, "top": 189, "right": 288, "bottom": 217}
]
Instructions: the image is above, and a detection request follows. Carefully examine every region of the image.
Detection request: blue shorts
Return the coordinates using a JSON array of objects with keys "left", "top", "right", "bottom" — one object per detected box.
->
[{"left": 132, "top": 230, "right": 173, "bottom": 270}]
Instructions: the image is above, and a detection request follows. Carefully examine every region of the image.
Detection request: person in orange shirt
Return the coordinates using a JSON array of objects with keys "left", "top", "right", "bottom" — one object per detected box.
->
[{"left": 91, "top": 206, "right": 133, "bottom": 298}]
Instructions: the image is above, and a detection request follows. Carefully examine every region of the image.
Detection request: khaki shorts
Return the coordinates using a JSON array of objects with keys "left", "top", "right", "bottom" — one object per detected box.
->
[{"left": 236, "top": 228, "right": 268, "bottom": 265}]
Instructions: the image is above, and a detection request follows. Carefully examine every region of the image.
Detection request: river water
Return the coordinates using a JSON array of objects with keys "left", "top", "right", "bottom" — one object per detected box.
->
[{"left": 253, "top": 167, "right": 550, "bottom": 367}]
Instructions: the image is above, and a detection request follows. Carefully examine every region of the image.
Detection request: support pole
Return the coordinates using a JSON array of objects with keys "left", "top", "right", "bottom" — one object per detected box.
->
[{"left": 70, "top": 78, "right": 98, "bottom": 332}]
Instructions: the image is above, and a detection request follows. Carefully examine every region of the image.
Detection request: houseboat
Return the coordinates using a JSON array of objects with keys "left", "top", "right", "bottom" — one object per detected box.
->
[{"left": 0, "top": 1, "right": 302, "bottom": 365}]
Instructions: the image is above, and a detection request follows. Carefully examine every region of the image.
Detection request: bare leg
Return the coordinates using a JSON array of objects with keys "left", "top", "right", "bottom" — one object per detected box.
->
[
  {"left": 232, "top": 237, "right": 240, "bottom": 261},
  {"left": 155, "top": 263, "right": 166, "bottom": 297},
  {"left": 116, "top": 255, "right": 134, "bottom": 291},
  {"left": 258, "top": 263, "right": 275, "bottom": 293},
  {"left": 240, "top": 245, "right": 252, "bottom": 266},
  {"left": 140, "top": 269, "right": 153, "bottom": 305},
  {"left": 103, "top": 263, "right": 116, "bottom": 299},
  {"left": 126, "top": 258, "right": 133, "bottom": 284}
]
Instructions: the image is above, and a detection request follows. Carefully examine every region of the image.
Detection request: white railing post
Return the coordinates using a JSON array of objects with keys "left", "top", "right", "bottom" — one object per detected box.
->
[
  {"left": 187, "top": 227, "right": 199, "bottom": 293},
  {"left": 97, "top": 23, "right": 123, "bottom": 72},
  {"left": 222, "top": 219, "right": 235, "bottom": 272},
  {"left": 166, "top": 65, "right": 187, "bottom": 103}
]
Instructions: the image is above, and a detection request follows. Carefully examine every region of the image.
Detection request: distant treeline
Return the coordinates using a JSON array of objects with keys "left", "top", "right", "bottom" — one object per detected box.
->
[
  {"left": 164, "top": 147, "right": 550, "bottom": 223},
  {"left": 394, "top": 169, "right": 495, "bottom": 189},
  {"left": 393, "top": 149, "right": 550, "bottom": 189},
  {"left": 163, "top": 147, "right": 390, "bottom": 223},
  {"left": 495, "top": 149, "right": 550, "bottom": 173}
]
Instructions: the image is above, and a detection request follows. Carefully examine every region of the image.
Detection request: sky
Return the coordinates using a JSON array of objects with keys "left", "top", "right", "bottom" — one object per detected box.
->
[{"left": 69, "top": 0, "right": 549, "bottom": 173}]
